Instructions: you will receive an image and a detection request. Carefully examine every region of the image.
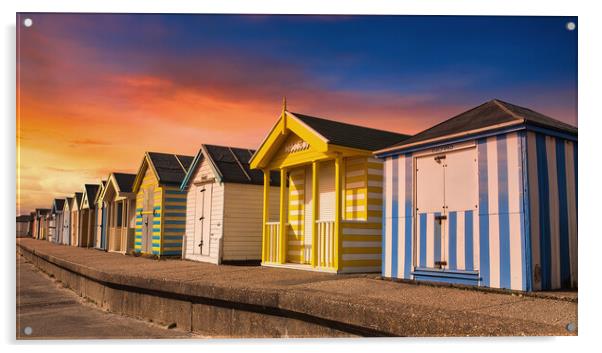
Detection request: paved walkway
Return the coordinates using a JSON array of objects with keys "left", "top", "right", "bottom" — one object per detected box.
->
[
  {"left": 17, "top": 238, "right": 577, "bottom": 337},
  {"left": 17, "top": 254, "right": 198, "bottom": 339}
]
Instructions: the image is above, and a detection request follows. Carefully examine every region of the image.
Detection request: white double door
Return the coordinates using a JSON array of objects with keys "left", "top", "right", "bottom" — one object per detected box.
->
[
  {"left": 415, "top": 147, "right": 477, "bottom": 269},
  {"left": 193, "top": 183, "right": 213, "bottom": 256}
]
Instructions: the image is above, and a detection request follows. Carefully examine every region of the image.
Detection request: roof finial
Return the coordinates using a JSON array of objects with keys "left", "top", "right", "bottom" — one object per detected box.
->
[{"left": 282, "top": 96, "right": 287, "bottom": 113}]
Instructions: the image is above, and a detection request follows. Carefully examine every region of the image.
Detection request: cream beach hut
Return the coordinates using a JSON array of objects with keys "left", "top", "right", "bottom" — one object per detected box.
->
[
  {"left": 101, "top": 173, "right": 137, "bottom": 254},
  {"left": 70, "top": 193, "right": 83, "bottom": 246},
  {"left": 180, "top": 144, "right": 280, "bottom": 264},
  {"left": 61, "top": 197, "right": 73, "bottom": 245},
  {"left": 50, "top": 199, "right": 65, "bottom": 243},
  {"left": 79, "top": 184, "right": 100, "bottom": 248}
]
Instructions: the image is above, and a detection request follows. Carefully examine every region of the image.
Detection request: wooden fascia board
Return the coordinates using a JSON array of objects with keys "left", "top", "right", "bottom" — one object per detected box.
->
[
  {"left": 201, "top": 144, "right": 224, "bottom": 184},
  {"left": 250, "top": 111, "right": 329, "bottom": 170},
  {"left": 132, "top": 154, "right": 158, "bottom": 194},
  {"left": 249, "top": 115, "right": 286, "bottom": 170}
]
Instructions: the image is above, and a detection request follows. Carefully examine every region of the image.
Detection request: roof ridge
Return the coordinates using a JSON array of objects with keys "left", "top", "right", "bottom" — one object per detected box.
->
[
  {"left": 227, "top": 147, "right": 252, "bottom": 182},
  {"left": 204, "top": 143, "right": 256, "bottom": 152},
  {"left": 492, "top": 99, "right": 525, "bottom": 122}
]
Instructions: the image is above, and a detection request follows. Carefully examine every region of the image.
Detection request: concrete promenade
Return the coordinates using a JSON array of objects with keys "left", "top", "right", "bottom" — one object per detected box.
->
[
  {"left": 17, "top": 238, "right": 577, "bottom": 337},
  {"left": 17, "top": 255, "right": 197, "bottom": 339}
]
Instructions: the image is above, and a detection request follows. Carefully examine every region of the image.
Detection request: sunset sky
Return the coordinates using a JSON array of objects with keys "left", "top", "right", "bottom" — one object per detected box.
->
[{"left": 16, "top": 14, "right": 577, "bottom": 214}]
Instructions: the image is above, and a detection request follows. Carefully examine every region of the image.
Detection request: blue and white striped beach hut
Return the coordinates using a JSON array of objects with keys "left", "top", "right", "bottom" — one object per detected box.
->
[{"left": 375, "top": 99, "right": 577, "bottom": 291}]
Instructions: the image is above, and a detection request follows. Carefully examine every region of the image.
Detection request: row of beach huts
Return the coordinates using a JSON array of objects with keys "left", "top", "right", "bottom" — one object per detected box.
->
[{"left": 18, "top": 99, "right": 578, "bottom": 292}]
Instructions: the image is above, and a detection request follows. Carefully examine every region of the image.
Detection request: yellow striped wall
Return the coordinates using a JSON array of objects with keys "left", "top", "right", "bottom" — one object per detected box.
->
[
  {"left": 134, "top": 165, "right": 187, "bottom": 256},
  {"left": 341, "top": 157, "right": 383, "bottom": 273},
  {"left": 287, "top": 168, "right": 305, "bottom": 264},
  {"left": 135, "top": 166, "right": 162, "bottom": 254}
]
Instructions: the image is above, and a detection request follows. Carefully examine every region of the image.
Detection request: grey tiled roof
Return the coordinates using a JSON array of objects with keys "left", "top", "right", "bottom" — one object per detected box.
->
[
  {"left": 73, "top": 192, "right": 83, "bottom": 206},
  {"left": 292, "top": 112, "right": 410, "bottom": 151},
  {"left": 52, "top": 199, "right": 65, "bottom": 213},
  {"left": 183, "top": 144, "right": 280, "bottom": 188},
  {"left": 113, "top": 173, "right": 136, "bottom": 193},
  {"left": 386, "top": 99, "right": 577, "bottom": 150},
  {"left": 84, "top": 184, "right": 100, "bottom": 205},
  {"left": 147, "top": 152, "right": 194, "bottom": 185}
]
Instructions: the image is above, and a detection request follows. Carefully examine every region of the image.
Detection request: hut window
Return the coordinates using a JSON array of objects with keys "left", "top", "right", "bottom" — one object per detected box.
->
[{"left": 116, "top": 202, "right": 123, "bottom": 227}]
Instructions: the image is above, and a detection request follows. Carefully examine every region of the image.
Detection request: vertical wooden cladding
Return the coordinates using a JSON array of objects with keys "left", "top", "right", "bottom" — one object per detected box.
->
[
  {"left": 183, "top": 157, "right": 223, "bottom": 263},
  {"left": 526, "top": 131, "right": 578, "bottom": 290}
]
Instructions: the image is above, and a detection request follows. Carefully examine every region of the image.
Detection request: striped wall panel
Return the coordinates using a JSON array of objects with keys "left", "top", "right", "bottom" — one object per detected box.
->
[
  {"left": 382, "top": 132, "right": 532, "bottom": 291},
  {"left": 527, "top": 131, "right": 577, "bottom": 290},
  {"left": 341, "top": 157, "right": 383, "bottom": 272},
  {"left": 382, "top": 153, "right": 414, "bottom": 280},
  {"left": 160, "top": 186, "right": 187, "bottom": 255},
  {"left": 134, "top": 165, "right": 187, "bottom": 256},
  {"left": 134, "top": 167, "right": 163, "bottom": 253}
]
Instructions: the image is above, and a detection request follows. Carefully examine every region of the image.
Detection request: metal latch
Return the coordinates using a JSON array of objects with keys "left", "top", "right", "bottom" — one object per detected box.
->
[
  {"left": 435, "top": 261, "right": 447, "bottom": 268},
  {"left": 435, "top": 215, "right": 447, "bottom": 224}
]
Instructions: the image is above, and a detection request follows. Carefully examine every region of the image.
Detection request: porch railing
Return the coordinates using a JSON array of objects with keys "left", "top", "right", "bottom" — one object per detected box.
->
[
  {"left": 265, "top": 222, "right": 280, "bottom": 263},
  {"left": 316, "top": 220, "right": 335, "bottom": 268}
]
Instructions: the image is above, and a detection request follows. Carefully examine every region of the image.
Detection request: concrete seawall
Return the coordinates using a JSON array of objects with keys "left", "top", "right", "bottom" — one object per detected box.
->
[{"left": 17, "top": 239, "right": 577, "bottom": 337}]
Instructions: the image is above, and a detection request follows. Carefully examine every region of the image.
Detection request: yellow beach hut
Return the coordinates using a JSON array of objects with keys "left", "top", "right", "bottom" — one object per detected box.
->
[
  {"left": 131, "top": 152, "right": 194, "bottom": 256},
  {"left": 70, "top": 193, "right": 83, "bottom": 246},
  {"left": 100, "top": 172, "right": 137, "bottom": 254},
  {"left": 250, "top": 105, "right": 409, "bottom": 273},
  {"left": 79, "top": 184, "right": 100, "bottom": 248}
]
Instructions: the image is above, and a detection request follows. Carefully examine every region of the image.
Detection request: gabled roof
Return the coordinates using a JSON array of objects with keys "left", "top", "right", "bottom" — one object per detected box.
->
[
  {"left": 147, "top": 152, "right": 194, "bottom": 184},
  {"left": 93, "top": 180, "right": 107, "bottom": 204},
  {"left": 113, "top": 173, "right": 136, "bottom": 193},
  {"left": 181, "top": 144, "right": 281, "bottom": 189},
  {"left": 291, "top": 112, "right": 411, "bottom": 151},
  {"left": 63, "top": 197, "right": 73, "bottom": 211},
  {"left": 250, "top": 109, "right": 410, "bottom": 169},
  {"left": 376, "top": 99, "right": 577, "bottom": 154},
  {"left": 72, "top": 192, "right": 83, "bottom": 210},
  {"left": 133, "top": 152, "right": 194, "bottom": 192},
  {"left": 51, "top": 199, "right": 65, "bottom": 214},
  {"left": 83, "top": 184, "right": 100, "bottom": 205}
]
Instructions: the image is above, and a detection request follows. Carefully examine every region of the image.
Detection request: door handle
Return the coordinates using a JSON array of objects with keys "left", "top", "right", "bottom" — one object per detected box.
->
[{"left": 199, "top": 217, "right": 204, "bottom": 221}]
